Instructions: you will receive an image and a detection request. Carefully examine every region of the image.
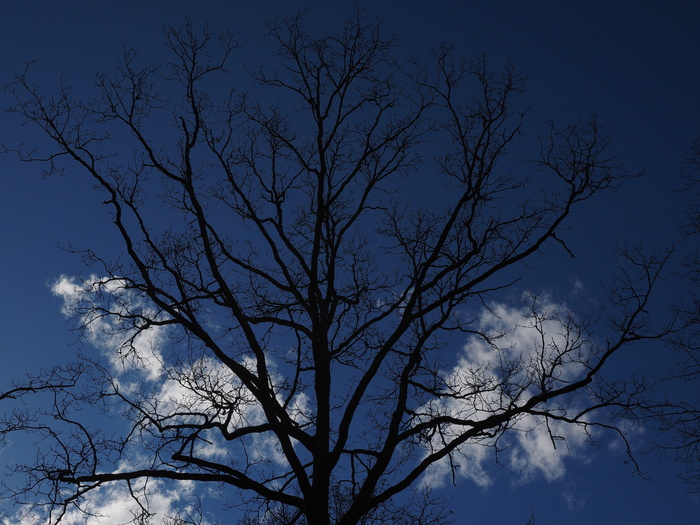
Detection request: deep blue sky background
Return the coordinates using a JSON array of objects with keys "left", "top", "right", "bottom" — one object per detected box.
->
[{"left": 1, "top": 1, "right": 699, "bottom": 523}]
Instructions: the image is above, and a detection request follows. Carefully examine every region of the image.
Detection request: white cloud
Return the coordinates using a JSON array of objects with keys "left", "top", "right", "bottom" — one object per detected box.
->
[
  {"left": 48, "top": 274, "right": 311, "bottom": 517},
  {"left": 4, "top": 479, "right": 216, "bottom": 525},
  {"left": 420, "top": 294, "right": 592, "bottom": 487},
  {"left": 420, "top": 441, "right": 493, "bottom": 488},
  {"left": 49, "top": 276, "right": 596, "bottom": 515},
  {"left": 52, "top": 275, "right": 167, "bottom": 381},
  {"left": 150, "top": 354, "right": 310, "bottom": 468},
  {"left": 509, "top": 415, "right": 589, "bottom": 482},
  {"left": 51, "top": 276, "right": 312, "bottom": 432}
]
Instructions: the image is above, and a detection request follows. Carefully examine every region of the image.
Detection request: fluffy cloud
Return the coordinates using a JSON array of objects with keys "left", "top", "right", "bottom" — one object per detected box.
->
[
  {"left": 50, "top": 275, "right": 596, "bottom": 517},
  {"left": 421, "top": 294, "right": 592, "bottom": 487},
  {"left": 4, "top": 479, "right": 215, "bottom": 525},
  {"left": 52, "top": 273, "right": 311, "bottom": 447},
  {"left": 48, "top": 274, "right": 310, "bottom": 520},
  {"left": 52, "top": 275, "right": 167, "bottom": 381}
]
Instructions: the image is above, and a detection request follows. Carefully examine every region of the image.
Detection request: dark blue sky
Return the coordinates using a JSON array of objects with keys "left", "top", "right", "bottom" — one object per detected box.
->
[{"left": 1, "top": 1, "right": 698, "bottom": 523}]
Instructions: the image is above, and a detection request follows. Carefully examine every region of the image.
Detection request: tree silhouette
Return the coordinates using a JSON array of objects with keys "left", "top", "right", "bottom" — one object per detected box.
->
[
  {"left": 2, "top": 15, "right": 671, "bottom": 525},
  {"left": 654, "top": 137, "right": 700, "bottom": 492}
]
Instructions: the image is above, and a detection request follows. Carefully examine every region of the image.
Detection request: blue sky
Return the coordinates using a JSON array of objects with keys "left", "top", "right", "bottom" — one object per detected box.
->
[{"left": 0, "top": 1, "right": 699, "bottom": 523}]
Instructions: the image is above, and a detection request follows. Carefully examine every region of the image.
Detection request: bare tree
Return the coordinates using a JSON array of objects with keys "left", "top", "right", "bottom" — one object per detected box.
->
[
  {"left": 652, "top": 138, "right": 700, "bottom": 491},
  {"left": 2, "top": 15, "right": 670, "bottom": 525}
]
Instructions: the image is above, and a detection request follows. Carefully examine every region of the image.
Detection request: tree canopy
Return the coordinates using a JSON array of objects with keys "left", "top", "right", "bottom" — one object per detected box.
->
[{"left": 0, "top": 15, "right": 681, "bottom": 525}]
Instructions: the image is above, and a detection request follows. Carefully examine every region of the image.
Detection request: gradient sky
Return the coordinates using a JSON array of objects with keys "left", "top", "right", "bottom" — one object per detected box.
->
[{"left": 1, "top": 1, "right": 699, "bottom": 523}]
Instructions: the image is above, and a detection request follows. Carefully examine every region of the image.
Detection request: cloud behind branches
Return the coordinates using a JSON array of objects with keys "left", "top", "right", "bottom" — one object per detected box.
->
[
  {"left": 51, "top": 277, "right": 597, "bottom": 519},
  {"left": 421, "top": 295, "right": 593, "bottom": 487}
]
